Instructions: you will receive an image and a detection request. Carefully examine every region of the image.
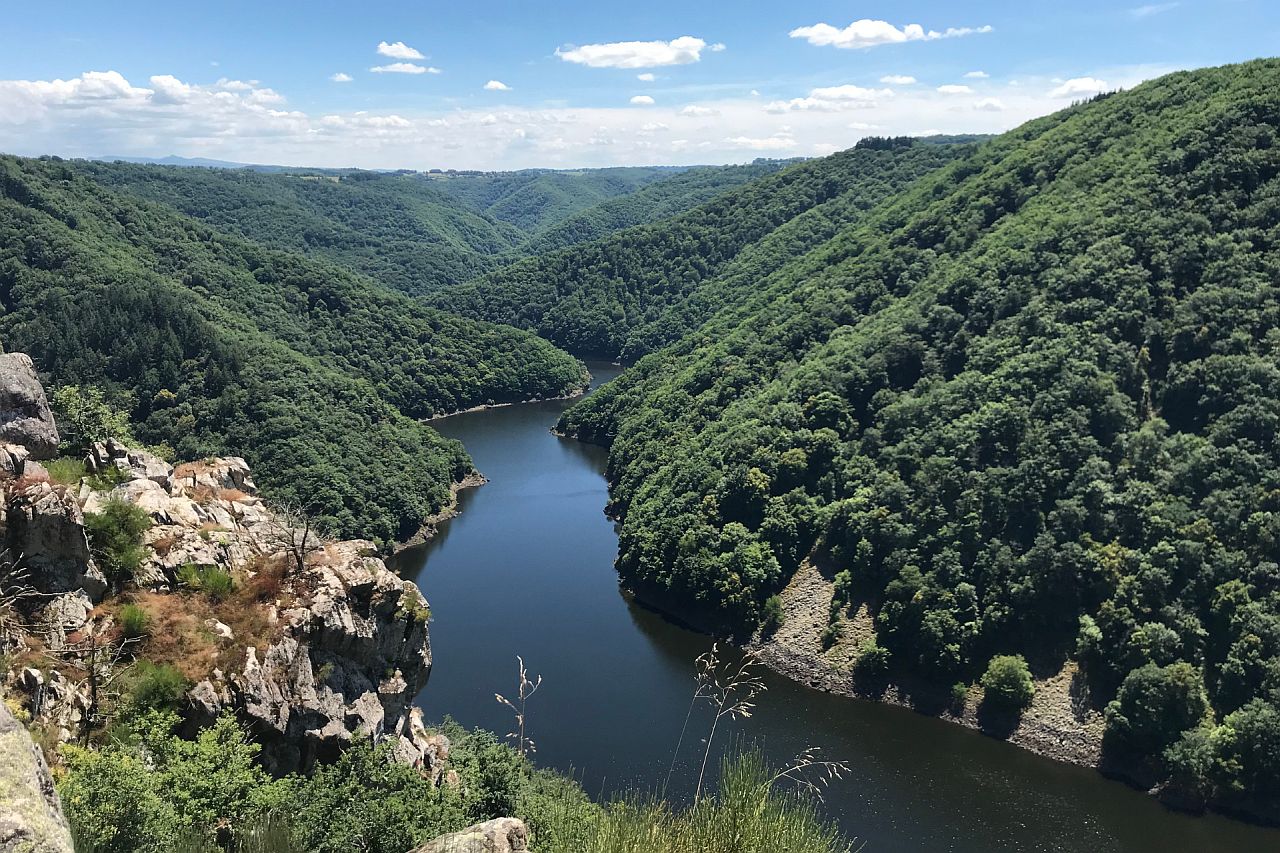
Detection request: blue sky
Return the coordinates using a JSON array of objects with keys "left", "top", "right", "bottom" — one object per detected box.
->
[{"left": 1, "top": 1, "right": 1277, "bottom": 169}]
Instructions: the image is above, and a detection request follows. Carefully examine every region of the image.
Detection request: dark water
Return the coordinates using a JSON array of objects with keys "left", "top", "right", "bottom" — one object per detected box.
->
[{"left": 396, "top": 362, "right": 1280, "bottom": 853}]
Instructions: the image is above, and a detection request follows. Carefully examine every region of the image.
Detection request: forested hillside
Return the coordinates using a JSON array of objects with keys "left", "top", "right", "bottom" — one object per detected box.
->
[
  {"left": 521, "top": 161, "right": 788, "bottom": 254},
  {"left": 424, "top": 166, "right": 686, "bottom": 234},
  {"left": 559, "top": 59, "right": 1280, "bottom": 814},
  {"left": 0, "top": 154, "right": 587, "bottom": 541},
  {"left": 75, "top": 162, "right": 527, "bottom": 295},
  {"left": 431, "top": 140, "right": 972, "bottom": 358}
]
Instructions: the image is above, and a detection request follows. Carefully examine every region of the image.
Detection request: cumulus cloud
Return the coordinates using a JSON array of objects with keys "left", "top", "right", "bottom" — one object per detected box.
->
[
  {"left": 377, "top": 41, "right": 425, "bottom": 60},
  {"left": 765, "top": 83, "right": 891, "bottom": 113},
  {"left": 1049, "top": 76, "right": 1110, "bottom": 97},
  {"left": 937, "top": 84, "right": 973, "bottom": 95},
  {"left": 330, "top": 72, "right": 353, "bottom": 83},
  {"left": 484, "top": 80, "right": 511, "bottom": 91},
  {"left": 726, "top": 133, "right": 797, "bottom": 151},
  {"left": 630, "top": 95, "right": 655, "bottom": 105},
  {"left": 556, "top": 36, "right": 717, "bottom": 68},
  {"left": 370, "top": 63, "right": 441, "bottom": 75},
  {"left": 637, "top": 73, "right": 656, "bottom": 82},
  {"left": 0, "top": 66, "right": 1168, "bottom": 171},
  {"left": 880, "top": 75, "right": 917, "bottom": 85},
  {"left": 964, "top": 70, "right": 989, "bottom": 79},
  {"left": 789, "top": 19, "right": 992, "bottom": 50}
]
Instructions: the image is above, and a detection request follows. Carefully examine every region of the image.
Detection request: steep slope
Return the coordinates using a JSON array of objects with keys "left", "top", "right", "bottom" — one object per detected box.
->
[
  {"left": 424, "top": 166, "right": 686, "bottom": 234},
  {"left": 73, "top": 162, "right": 527, "bottom": 296},
  {"left": 0, "top": 154, "right": 587, "bottom": 541},
  {"left": 521, "top": 161, "right": 789, "bottom": 254},
  {"left": 431, "top": 140, "right": 970, "bottom": 358},
  {"left": 560, "top": 60, "right": 1280, "bottom": 815}
]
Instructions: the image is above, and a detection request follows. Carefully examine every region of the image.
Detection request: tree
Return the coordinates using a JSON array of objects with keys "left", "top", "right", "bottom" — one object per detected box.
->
[
  {"left": 50, "top": 385, "right": 135, "bottom": 453},
  {"left": 980, "top": 655, "right": 1035, "bottom": 711},
  {"left": 1105, "top": 662, "right": 1210, "bottom": 756},
  {"left": 84, "top": 499, "right": 152, "bottom": 590}
]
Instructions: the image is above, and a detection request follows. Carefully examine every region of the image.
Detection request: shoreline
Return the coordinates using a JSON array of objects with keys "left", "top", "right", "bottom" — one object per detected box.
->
[
  {"left": 425, "top": 386, "right": 589, "bottom": 422},
  {"left": 392, "top": 471, "right": 488, "bottom": 553}
]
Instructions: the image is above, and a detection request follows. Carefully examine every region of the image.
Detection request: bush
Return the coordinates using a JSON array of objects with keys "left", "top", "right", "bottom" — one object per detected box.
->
[
  {"left": 84, "top": 499, "right": 152, "bottom": 588},
  {"left": 980, "top": 655, "right": 1035, "bottom": 710},
  {"left": 177, "top": 564, "right": 235, "bottom": 601},
  {"left": 1104, "top": 662, "right": 1209, "bottom": 755},
  {"left": 951, "top": 682, "right": 970, "bottom": 708},
  {"left": 128, "top": 662, "right": 189, "bottom": 712},
  {"left": 852, "top": 639, "right": 891, "bottom": 676},
  {"left": 46, "top": 457, "right": 87, "bottom": 486},
  {"left": 50, "top": 384, "right": 135, "bottom": 453},
  {"left": 819, "top": 622, "right": 842, "bottom": 650},
  {"left": 760, "top": 595, "right": 784, "bottom": 636},
  {"left": 118, "top": 604, "right": 151, "bottom": 639}
]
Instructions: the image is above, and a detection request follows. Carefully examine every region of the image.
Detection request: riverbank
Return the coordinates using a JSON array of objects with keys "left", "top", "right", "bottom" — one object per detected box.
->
[
  {"left": 394, "top": 471, "right": 488, "bottom": 553},
  {"left": 426, "top": 388, "right": 590, "bottom": 422}
]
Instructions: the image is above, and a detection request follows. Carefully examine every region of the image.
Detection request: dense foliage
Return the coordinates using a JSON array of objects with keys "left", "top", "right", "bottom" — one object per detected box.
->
[
  {"left": 559, "top": 60, "right": 1280, "bottom": 812},
  {"left": 72, "top": 162, "right": 525, "bottom": 296},
  {"left": 432, "top": 140, "right": 970, "bottom": 358},
  {"left": 0, "top": 154, "right": 587, "bottom": 540},
  {"left": 61, "top": 713, "right": 850, "bottom": 853}
]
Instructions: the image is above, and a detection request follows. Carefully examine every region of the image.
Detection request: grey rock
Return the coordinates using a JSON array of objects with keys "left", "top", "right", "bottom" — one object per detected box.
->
[
  {"left": 4, "top": 482, "right": 106, "bottom": 606},
  {"left": 411, "top": 818, "right": 529, "bottom": 853},
  {"left": 0, "top": 697, "right": 74, "bottom": 853},
  {"left": 0, "top": 444, "right": 30, "bottom": 479},
  {"left": 0, "top": 354, "right": 59, "bottom": 461}
]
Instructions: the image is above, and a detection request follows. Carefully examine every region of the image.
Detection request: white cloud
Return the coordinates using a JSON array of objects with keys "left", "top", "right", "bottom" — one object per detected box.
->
[
  {"left": 726, "top": 134, "right": 797, "bottom": 151},
  {"left": 377, "top": 41, "right": 425, "bottom": 60},
  {"left": 974, "top": 97, "right": 1005, "bottom": 111},
  {"left": 937, "top": 84, "right": 973, "bottom": 95},
  {"left": 330, "top": 72, "right": 353, "bottom": 83},
  {"left": 766, "top": 83, "right": 890, "bottom": 113},
  {"left": 749, "top": 89, "right": 760, "bottom": 97},
  {"left": 637, "top": 73, "right": 656, "bottom": 82},
  {"left": 556, "top": 36, "right": 717, "bottom": 68},
  {"left": 789, "top": 19, "right": 992, "bottom": 50},
  {"left": 964, "top": 70, "right": 989, "bottom": 79},
  {"left": 0, "top": 66, "right": 1173, "bottom": 170},
  {"left": 880, "top": 75, "right": 917, "bottom": 85},
  {"left": 1130, "top": 3, "right": 1178, "bottom": 18},
  {"left": 1049, "top": 76, "right": 1110, "bottom": 97},
  {"left": 370, "top": 63, "right": 441, "bottom": 75},
  {"left": 484, "top": 80, "right": 511, "bottom": 91},
  {"left": 630, "top": 95, "right": 655, "bottom": 105}
]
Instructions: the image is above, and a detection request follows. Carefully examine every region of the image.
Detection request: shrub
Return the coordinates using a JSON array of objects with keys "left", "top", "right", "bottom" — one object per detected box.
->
[
  {"left": 852, "top": 639, "right": 891, "bottom": 676},
  {"left": 950, "top": 682, "right": 969, "bottom": 709},
  {"left": 46, "top": 457, "right": 88, "bottom": 486},
  {"left": 50, "top": 384, "right": 135, "bottom": 454},
  {"left": 819, "top": 622, "right": 842, "bottom": 650},
  {"left": 177, "top": 564, "right": 235, "bottom": 602},
  {"left": 980, "top": 655, "right": 1035, "bottom": 711},
  {"left": 118, "top": 604, "right": 151, "bottom": 639},
  {"left": 1104, "top": 662, "right": 1210, "bottom": 756},
  {"left": 128, "top": 661, "right": 189, "bottom": 711},
  {"left": 760, "top": 595, "right": 784, "bottom": 636},
  {"left": 84, "top": 499, "right": 152, "bottom": 588}
]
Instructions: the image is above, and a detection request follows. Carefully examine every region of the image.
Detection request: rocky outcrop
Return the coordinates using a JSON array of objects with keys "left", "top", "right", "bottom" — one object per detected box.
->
[
  {"left": 187, "top": 538, "right": 437, "bottom": 774},
  {"left": 0, "top": 698, "right": 73, "bottom": 853},
  {"left": 411, "top": 819, "right": 529, "bottom": 853},
  {"left": 0, "top": 353, "right": 59, "bottom": 461}
]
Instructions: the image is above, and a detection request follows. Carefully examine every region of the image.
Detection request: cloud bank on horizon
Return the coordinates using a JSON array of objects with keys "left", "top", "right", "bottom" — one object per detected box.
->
[{"left": 0, "top": 1, "right": 1260, "bottom": 170}]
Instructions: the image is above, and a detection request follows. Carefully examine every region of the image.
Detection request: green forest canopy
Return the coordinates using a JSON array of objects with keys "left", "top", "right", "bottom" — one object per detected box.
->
[
  {"left": 0, "top": 153, "right": 587, "bottom": 541},
  {"left": 558, "top": 60, "right": 1280, "bottom": 815}
]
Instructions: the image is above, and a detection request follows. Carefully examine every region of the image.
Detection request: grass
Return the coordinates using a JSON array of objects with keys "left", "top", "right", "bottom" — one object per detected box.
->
[
  {"left": 47, "top": 456, "right": 88, "bottom": 485},
  {"left": 534, "top": 751, "right": 857, "bottom": 853}
]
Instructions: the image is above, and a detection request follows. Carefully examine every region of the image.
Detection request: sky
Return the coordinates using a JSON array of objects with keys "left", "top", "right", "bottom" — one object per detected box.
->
[{"left": 0, "top": 1, "right": 1277, "bottom": 170}]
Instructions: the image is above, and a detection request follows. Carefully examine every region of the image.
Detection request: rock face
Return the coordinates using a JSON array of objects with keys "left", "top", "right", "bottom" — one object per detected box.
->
[
  {"left": 0, "top": 699, "right": 74, "bottom": 853},
  {"left": 411, "top": 819, "right": 529, "bottom": 853},
  {"left": 0, "top": 353, "right": 59, "bottom": 461}
]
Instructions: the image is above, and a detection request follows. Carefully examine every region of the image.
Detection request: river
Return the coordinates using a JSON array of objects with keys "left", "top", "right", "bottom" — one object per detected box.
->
[{"left": 394, "top": 362, "right": 1280, "bottom": 852}]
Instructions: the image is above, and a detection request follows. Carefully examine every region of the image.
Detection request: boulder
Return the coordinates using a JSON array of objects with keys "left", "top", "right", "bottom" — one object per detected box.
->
[
  {"left": 0, "top": 354, "right": 59, "bottom": 461},
  {"left": 411, "top": 819, "right": 529, "bottom": 853},
  {"left": 0, "top": 698, "right": 74, "bottom": 853}
]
